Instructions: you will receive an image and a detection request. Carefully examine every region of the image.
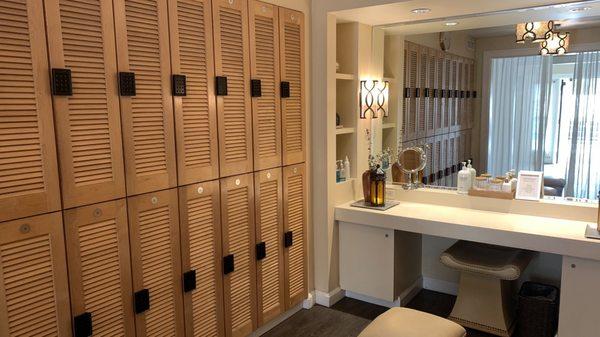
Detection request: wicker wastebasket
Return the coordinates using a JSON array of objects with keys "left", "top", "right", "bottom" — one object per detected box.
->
[{"left": 516, "top": 282, "right": 559, "bottom": 337}]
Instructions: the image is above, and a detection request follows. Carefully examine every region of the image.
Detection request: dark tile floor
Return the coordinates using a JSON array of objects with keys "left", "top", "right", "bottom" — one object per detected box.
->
[{"left": 263, "top": 289, "right": 497, "bottom": 337}]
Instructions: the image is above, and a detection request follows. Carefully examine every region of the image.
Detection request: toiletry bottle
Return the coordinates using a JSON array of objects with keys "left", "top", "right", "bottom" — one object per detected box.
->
[
  {"left": 336, "top": 160, "right": 341, "bottom": 183},
  {"left": 457, "top": 162, "right": 470, "bottom": 194},
  {"left": 467, "top": 160, "right": 476, "bottom": 188},
  {"left": 509, "top": 169, "right": 517, "bottom": 190},
  {"left": 339, "top": 160, "right": 346, "bottom": 182},
  {"left": 502, "top": 173, "right": 512, "bottom": 193},
  {"left": 344, "top": 156, "right": 351, "bottom": 180}
]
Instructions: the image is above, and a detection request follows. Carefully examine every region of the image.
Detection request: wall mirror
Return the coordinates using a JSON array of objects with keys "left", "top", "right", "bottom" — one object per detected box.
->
[
  {"left": 395, "top": 146, "right": 427, "bottom": 190},
  {"left": 371, "top": 2, "right": 600, "bottom": 201}
]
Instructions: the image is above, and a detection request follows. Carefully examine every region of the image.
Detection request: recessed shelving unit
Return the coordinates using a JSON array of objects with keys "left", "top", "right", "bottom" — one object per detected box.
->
[{"left": 336, "top": 73, "right": 356, "bottom": 80}]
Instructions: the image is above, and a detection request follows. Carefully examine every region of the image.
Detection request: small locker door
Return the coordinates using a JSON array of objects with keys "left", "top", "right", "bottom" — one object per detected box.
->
[
  {"left": 0, "top": 0, "right": 61, "bottom": 222},
  {"left": 179, "top": 181, "right": 225, "bottom": 337},
  {"left": 64, "top": 199, "right": 135, "bottom": 337},
  {"left": 128, "top": 189, "right": 185, "bottom": 337},
  {"left": 0, "top": 212, "right": 71, "bottom": 336},
  {"left": 282, "top": 164, "right": 308, "bottom": 308},
  {"left": 254, "top": 168, "right": 285, "bottom": 326},
  {"left": 249, "top": 1, "right": 282, "bottom": 170},
  {"left": 212, "top": 0, "right": 254, "bottom": 177},
  {"left": 168, "top": 0, "right": 219, "bottom": 185},
  {"left": 113, "top": 0, "right": 177, "bottom": 195},
  {"left": 221, "top": 174, "right": 257, "bottom": 337},
  {"left": 279, "top": 7, "right": 305, "bottom": 165}
]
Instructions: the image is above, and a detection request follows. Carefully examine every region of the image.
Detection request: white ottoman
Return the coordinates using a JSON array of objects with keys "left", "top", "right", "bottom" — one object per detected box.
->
[
  {"left": 441, "top": 240, "right": 535, "bottom": 337},
  {"left": 358, "top": 307, "right": 466, "bottom": 337}
]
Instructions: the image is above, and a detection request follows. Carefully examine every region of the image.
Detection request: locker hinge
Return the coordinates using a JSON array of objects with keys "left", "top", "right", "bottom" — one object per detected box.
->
[
  {"left": 216, "top": 76, "right": 228, "bottom": 96},
  {"left": 256, "top": 242, "right": 266, "bottom": 260},
  {"left": 51, "top": 68, "right": 73, "bottom": 96},
  {"left": 183, "top": 270, "right": 196, "bottom": 292},
  {"left": 73, "top": 312, "right": 92, "bottom": 337},
  {"left": 284, "top": 231, "right": 293, "bottom": 248},
  {"left": 223, "top": 254, "right": 235, "bottom": 275},
  {"left": 280, "top": 81, "right": 290, "bottom": 98},
  {"left": 134, "top": 289, "right": 150, "bottom": 314},
  {"left": 119, "top": 72, "right": 136, "bottom": 96},
  {"left": 172, "top": 74, "right": 187, "bottom": 96},
  {"left": 251, "top": 79, "right": 262, "bottom": 97}
]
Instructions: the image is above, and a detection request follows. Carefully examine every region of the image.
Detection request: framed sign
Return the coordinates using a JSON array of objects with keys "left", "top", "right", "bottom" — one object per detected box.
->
[{"left": 516, "top": 171, "right": 544, "bottom": 201}]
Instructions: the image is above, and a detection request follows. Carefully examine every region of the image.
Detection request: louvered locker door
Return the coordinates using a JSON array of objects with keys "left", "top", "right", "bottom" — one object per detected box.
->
[
  {"left": 443, "top": 55, "right": 452, "bottom": 135},
  {"left": 435, "top": 51, "right": 445, "bottom": 136},
  {"left": 212, "top": 0, "right": 254, "bottom": 177},
  {"left": 250, "top": 1, "right": 282, "bottom": 170},
  {"left": 168, "top": 0, "right": 219, "bottom": 185},
  {"left": 468, "top": 60, "right": 475, "bottom": 129},
  {"left": 43, "top": 0, "right": 125, "bottom": 209},
  {"left": 449, "top": 135, "right": 456, "bottom": 187},
  {"left": 433, "top": 137, "right": 442, "bottom": 186},
  {"left": 426, "top": 50, "right": 436, "bottom": 137},
  {"left": 254, "top": 168, "right": 285, "bottom": 326},
  {"left": 416, "top": 46, "right": 427, "bottom": 139},
  {"left": 405, "top": 42, "right": 419, "bottom": 141},
  {"left": 0, "top": 212, "right": 71, "bottom": 336},
  {"left": 402, "top": 47, "right": 409, "bottom": 141},
  {"left": 113, "top": 0, "right": 177, "bottom": 195},
  {"left": 279, "top": 7, "right": 305, "bottom": 166},
  {"left": 283, "top": 163, "right": 307, "bottom": 308},
  {"left": 220, "top": 173, "right": 257, "bottom": 337},
  {"left": 128, "top": 189, "right": 185, "bottom": 337},
  {"left": 457, "top": 59, "right": 464, "bottom": 131},
  {"left": 451, "top": 56, "right": 459, "bottom": 132},
  {"left": 63, "top": 199, "right": 135, "bottom": 337},
  {"left": 0, "top": 0, "right": 61, "bottom": 222},
  {"left": 179, "top": 181, "right": 225, "bottom": 337}
]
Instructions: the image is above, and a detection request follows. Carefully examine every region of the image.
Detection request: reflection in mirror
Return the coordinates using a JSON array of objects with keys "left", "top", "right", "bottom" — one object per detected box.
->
[
  {"left": 393, "top": 146, "right": 427, "bottom": 190},
  {"left": 378, "top": 5, "right": 600, "bottom": 201}
]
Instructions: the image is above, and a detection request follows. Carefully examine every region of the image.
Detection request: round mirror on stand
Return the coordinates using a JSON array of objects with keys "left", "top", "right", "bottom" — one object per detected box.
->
[{"left": 397, "top": 146, "right": 427, "bottom": 190}]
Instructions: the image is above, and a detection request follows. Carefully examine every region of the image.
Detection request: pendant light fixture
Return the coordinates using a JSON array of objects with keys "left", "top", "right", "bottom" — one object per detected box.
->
[
  {"left": 540, "top": 32, "right": 570, "bottom": 55},
  {"left": 515, "top": 21, "right": 554, "bottom": 43}
]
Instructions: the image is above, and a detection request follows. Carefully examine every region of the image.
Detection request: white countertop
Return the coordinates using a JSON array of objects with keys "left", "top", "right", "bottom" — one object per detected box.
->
[{"left": 335, "top": 200, "right": 600, "bottom": 261}]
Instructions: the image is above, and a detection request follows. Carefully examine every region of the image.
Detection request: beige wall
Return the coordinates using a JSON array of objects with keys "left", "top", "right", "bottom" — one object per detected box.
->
[{"left": 405, "top": 31, "right": 475, "bottom": 59}]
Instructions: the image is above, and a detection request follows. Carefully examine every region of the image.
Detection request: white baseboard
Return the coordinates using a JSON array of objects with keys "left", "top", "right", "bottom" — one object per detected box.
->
[
  {"left": 345, "top": 291, "right": 401, "bottom": 308},
  {"left": 315, "top": 287, "right": 345, "bottom": 307},
  {"left": 398, "top": 276, "right": 423, "bottom": 306},
  {"left": 303, "top": 291, "right": 315, "bottom": 309},
  {"left": 422, "top": 277, "right": 458, "bottom": 296},
  {"left": 253, "top": 303, "right": 303, "bottom": 336}
]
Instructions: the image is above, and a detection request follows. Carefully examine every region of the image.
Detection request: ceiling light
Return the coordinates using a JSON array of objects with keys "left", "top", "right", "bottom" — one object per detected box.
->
[
  {"left": 515, "top": 21, "right": 554, "bottom": 43},
  {"left": 570, "top": 7, "right": 591, "bottom": 12},
  {"left": 445, "top": 22, "right": 458, "bottom": 26},
  {"left": 411, "top": 8, "right": 431, "bottom": 14},
  {"left": 540, "top": 32, "right": 570, "bottom": 55}
]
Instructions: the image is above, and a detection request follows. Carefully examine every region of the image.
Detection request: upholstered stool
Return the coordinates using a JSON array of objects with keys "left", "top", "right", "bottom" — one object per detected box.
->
[
  {"left": 441, "top": 240, "right": 535, "bottom": 337},
  {"left": 358, "top": 307, "right": 466, "bottom": 337}
]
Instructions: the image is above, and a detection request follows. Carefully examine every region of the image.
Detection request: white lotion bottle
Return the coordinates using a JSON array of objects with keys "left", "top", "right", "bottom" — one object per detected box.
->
[
  {"left": 344, "top": 156, "right": 351, "bottom": 180},
  {"left": 467, "top": 160, "right": 476, "bottom": 188},
  {"left": 457, "top": 162, "right": 470, "bottom": 194}
]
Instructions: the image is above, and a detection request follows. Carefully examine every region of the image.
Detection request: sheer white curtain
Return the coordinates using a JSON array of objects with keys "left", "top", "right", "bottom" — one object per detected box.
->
[
  {"left": 565, "top": 51, "right": 600, "bottom": 199},
  {"left": 487, "top": 55, "right": 553, "bottom": 176}
]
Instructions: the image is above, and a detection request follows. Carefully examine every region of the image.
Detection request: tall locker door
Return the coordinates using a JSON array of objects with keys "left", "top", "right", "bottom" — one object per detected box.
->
[
  {"left": 283, "top": 163, "right": 307, "bottom": 308},
  {"left": 179, "top": 181, "right": 225, "bottom": 337},
  {"left": 0, "top": 0, "right": 61, "bottom": 222},
  {"left": 254, "top": 168, "right": 285, "bottom": 326},
  {"left": 113, "top": 0, "right": 177, "bottom": 195},
  {"left": 212, "top": 0, "right": 253, "bottom": 177},
  {"left": 443, "top": 55, "right": 452, "bottom": 135},
  {"left": 426, "top": 50, "right": 436, "bottom": 137},
  {"left": 168, "top": 0, "right": 219, "bottom": 185},
  {"left": 63, "top": 200, "right": 135, "bottom": 337},
  {"left": 221, "top": 173, "right": 257, "bottom": 337},
  {"left": 249, "top": 1, "right": 282, "bottom": 170},
  {"left": 451, "top": 56, "right": 459, "bottom": 132},
  {"left": 279, "top": 8, "right": 305, "bottom": 166},
  {"left": 435, "top": 51, "right": 445, "bottom": 136},
  {"left": 416, "top": 46, "right": 427, "bottom": 139},
  {"left": 405, "top": 42, "right": 419, "bottom": 141},
  {"left": 44, "top": 0, "right": 125, "bottom": 209},
  {"left": 128, "top": 189, "right": 185, "bottom": 337},
  {"left": 0, "top": 212, "right": 71, "bottom": 336}
]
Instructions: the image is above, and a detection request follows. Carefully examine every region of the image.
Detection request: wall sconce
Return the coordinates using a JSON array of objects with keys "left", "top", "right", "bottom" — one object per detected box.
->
[
  {"left": 377, "top": 81, "right": 389, "bottom": 117},
  {"left": 515, "top": 21, "right": 554, "bottom": 43},
  {"left": 360, "top": 80, "right": 378, "bottom": 119},
  {"left": 540, "top": 32, "right": 570, "bottom": 55}
]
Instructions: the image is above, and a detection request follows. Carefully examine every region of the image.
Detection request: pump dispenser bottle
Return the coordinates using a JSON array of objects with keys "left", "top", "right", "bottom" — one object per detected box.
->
[
  {"left": 467, "top": 160, "right": 476, "bottom": 188},
  {"left": 457, "top": 162, "right": 470, "bottom": 194}
]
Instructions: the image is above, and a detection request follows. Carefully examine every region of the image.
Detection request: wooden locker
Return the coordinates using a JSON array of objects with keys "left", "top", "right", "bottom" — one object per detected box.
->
[
  {"left": 426, "top": 49, "right": 436, "bottom": 137},
  {"left": 168, "top": 0, "right": 219, "bottom": 185},
  {"left": 435, "top": 50, "right": 445, "bottom": 136},
  {"left": 0, "top": 0, "right": 61, "bottom": 222},
  {"left": 451, "top": 56, "right": 460, "bottom": 132},
  {"left": 128, "top": 189, "right": 185, "bottom": 337},
  {"left": 433, "top": 137, "right": 442, "bottom": 186},
  {"left": 282, "top": 163, "right": 307, "bottom": 308},
  {"left": 0, "top": 212, "right": 71, "bottom": 336},
  {"left": 113, "top": 0, "right": 177, "bottom": 195},
  {"left": 221, "top": 173, "right": 257, "bottom": 337},
  {"left": 443, "top": 55, "right": 452, "bottom": 135},
  {"left": 404, "top": 42, "right": 419, "bottom": 141},
  {"left": 254, "top": 168, "right": 285, "bottom": 326},
  {"left": 279, "top": 7, "right": 305, "bottom": 165},
  {"left": 212, "top": 0, "right": 254, "bottom": 177},
  {"left": 250, "top": 1, "right": 282, "bottom": 170},
  {"left": 179, "top": 181, "right": 225, "bottom": 337},
  {"left": 43, "top": 0, "right": 125, "bottom": 209},
  {"left": 63, "top": 199, "right": 135, "bottom": 337},
  {"left": 416, "top": 46, "right": 427, "bottom": 138},
  {"left": 449, "top": 135, "right": 456, "bottom": 187}
]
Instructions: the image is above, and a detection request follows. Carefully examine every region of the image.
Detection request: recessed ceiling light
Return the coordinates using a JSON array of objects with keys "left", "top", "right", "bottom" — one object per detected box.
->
[
  {"left": 570, "top": 7, "right": 591, "bottom": 12},
  {"left": 411, "top": 8, "right": 431, "bottom": 14},
  {"left": 445, "top": 22, "right": 459, "bottom": 26}
]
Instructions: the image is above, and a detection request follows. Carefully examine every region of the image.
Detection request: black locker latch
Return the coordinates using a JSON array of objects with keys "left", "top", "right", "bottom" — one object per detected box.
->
[
  {"left": 73, "top": 312, "right": 92, "bottom": 337},
  {"left": 172, "top": 74, "right": 187, "bottom": 96},
  {"left": 251, "top": 79, "right": 262, "bottom": 97},
  {"left": 134, "top": 289, "right": 150, "bottom": 314},
  {"left": 256, "top": 242, "right": 266, "bottom": 260},
  {"left": 216, "top": 76, "right": 228, "bottom": 96},
  {"left": 284, "top": 231, "right": 293, "bottom": 248},
  {"left": 119, "top": 72, "right": 136, "bottom": 96},
  {"left": 51, "top": 68, "right": 73, "bottom": 96},
  {"left": 183, "top": 270, "right": 197, "bottom": 293},
  {"left": 223, "top": 254, "right": 235, "bottom": 275},
  {"left": 280, "top": 81, "right": 290, "bottom": 98}
]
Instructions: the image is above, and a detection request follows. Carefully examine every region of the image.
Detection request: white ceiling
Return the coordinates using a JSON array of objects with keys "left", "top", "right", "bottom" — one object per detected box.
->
[{"left": 467, "top": 16, "right": 600, "bottom": 38}]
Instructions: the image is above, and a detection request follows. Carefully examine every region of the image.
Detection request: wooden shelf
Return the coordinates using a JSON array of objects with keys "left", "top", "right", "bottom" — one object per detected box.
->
[
  {"left": 382, "top": 123, "right": 396, "bottom": 130},
  {"left": 336, "top": 127, "right": 356, "bottom": 135},
  {"left": 336, "top": 73, "right": 356, "bottom": 80}
]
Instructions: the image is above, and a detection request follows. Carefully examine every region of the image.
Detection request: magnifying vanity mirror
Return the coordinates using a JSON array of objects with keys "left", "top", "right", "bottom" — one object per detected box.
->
[{"left": 393, "top": 146, "right": 427, "bottom": 190}]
